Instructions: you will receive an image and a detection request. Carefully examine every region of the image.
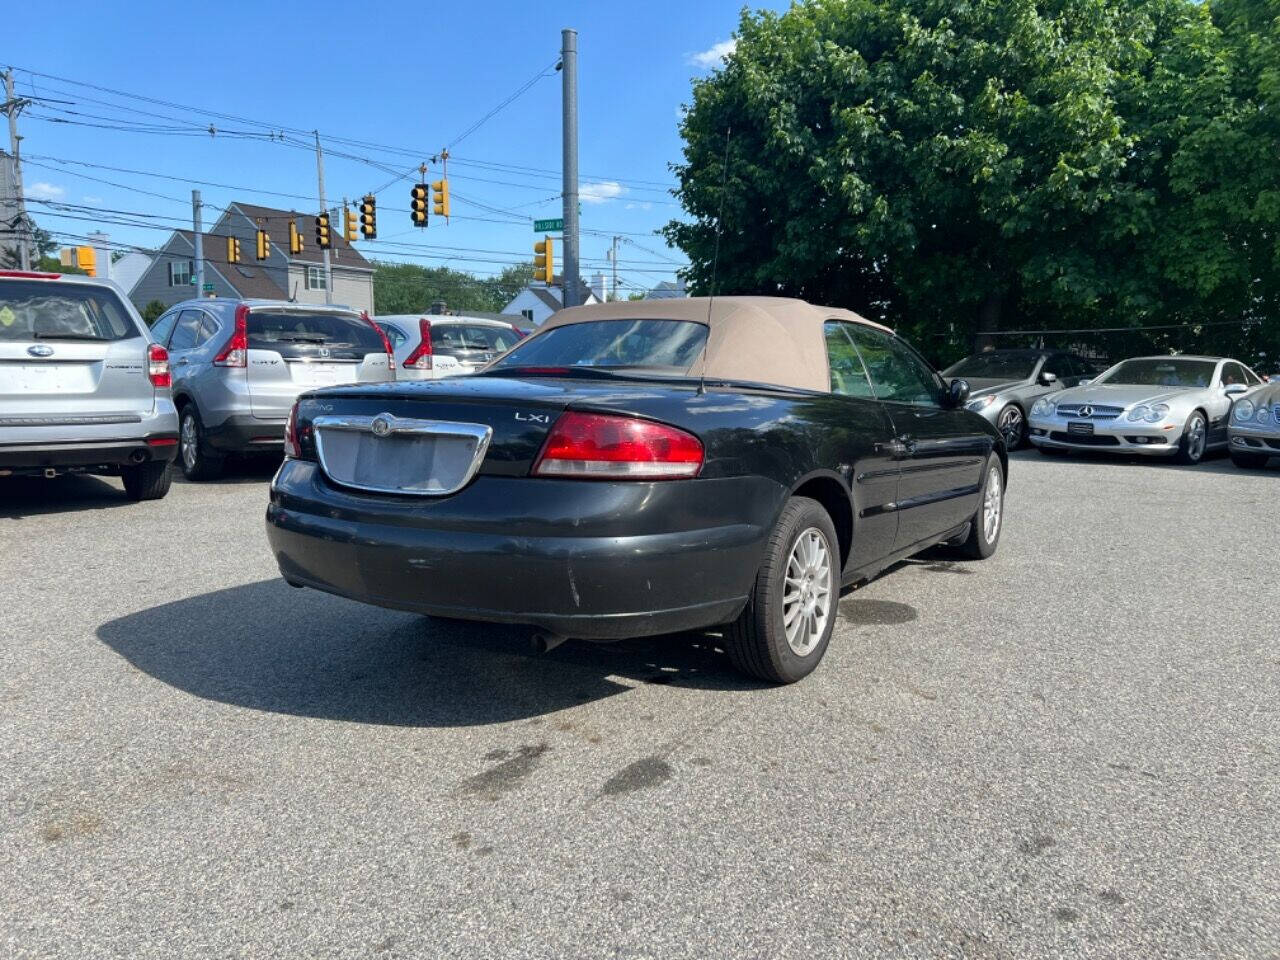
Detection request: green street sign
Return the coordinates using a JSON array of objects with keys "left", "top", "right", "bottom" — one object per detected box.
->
[
  {"left": 533, "top": 218, "right": 564, "bottom": 233},
  {"left": 202, "top": 283, "right": 214, "bottom": 293}
]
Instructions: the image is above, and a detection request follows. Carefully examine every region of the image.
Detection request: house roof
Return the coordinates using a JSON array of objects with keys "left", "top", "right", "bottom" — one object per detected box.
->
[
  {"left": 174, "top": 230, "right": 287, "bottom": 300},
  {"left": 230, "top": 202, "right": 372, "bottom": 270},
  {"left": 529, "top": 287, "right": 563, "bottom": 311}
]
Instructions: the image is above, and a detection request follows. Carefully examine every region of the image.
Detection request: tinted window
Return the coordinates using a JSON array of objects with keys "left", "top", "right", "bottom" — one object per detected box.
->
[
  {"left": 1096, "top": 358, "right": 1215, "bottom": 388},
  {"left": 846, "top": 325, "right": 943, "bottom": 405},
  {"left": 247, "top": 311, "right": 385, "bottom": 362},
  {"left": 945, "top": 352, "right": 1039, "bottom": 380},
  {"left": 1221, "top": 362, "right": 1250, "bottom": 386},
  {"left": 0, "top": 280, "right": 138, "bottom": 342},
  {"left": 824, "top": 321, "right": 875, "bottom": 398},
  {"left": 195, "top": 313, "right": 219, "bottom": 347},
  {"left": 168, "top": 310, "right": 204, "bottom": 352},
  {"left": 377, "top": 322, "right": 408, "bottom": 349},
  {"left": 433, "top": 324, "right": 520, "bottom": 357},
  {"left": 150, "top": 311, "right": 179, "bottom": 346},
  {"left": 1041, "top": 355, "right": 1068, "bottom": 378},
  {"left": 492, "top": 319, "right": 708, "bottom": 375}
]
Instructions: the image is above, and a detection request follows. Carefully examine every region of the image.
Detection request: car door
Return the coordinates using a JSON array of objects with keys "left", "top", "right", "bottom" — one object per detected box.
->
[
  {"left": 166, "top": 309, "right": 205, "bottom": 399},
  {"left": 845, "top": 324, "right": 992, "bottom": 551},
  {"left": 1212, "top": 361, "right": 1251, "bottom": 443},
  {"left": 822, "top": 321, "right": 899, "bottom": 572}
]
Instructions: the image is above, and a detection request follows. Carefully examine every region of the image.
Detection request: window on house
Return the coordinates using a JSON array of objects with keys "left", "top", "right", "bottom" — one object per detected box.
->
[
  {"left": 304, "top": 266, "right": 327, "bottom": 291},
  {"left": 521, "top": 309, "right": 534, "bottom": 322},
  {"left": 168, "top": 260, "right": 193, "bottom": 287}
]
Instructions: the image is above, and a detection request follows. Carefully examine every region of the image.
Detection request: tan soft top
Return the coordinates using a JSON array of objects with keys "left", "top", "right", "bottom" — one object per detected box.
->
[{"left": 536, "top": 296, "right": 891, "bottom": 392}]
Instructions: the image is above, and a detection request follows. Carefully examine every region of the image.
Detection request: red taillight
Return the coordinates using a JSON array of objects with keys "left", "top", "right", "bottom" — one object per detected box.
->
[
  {"left": 283, "top": 401, "right": 301, "bottom": 459},
  {"left": 533, "top": 412, "right": 703, "bottom": 480},
  {"left": 147, "top": 343, "right": 171, "bottom": 388},
  {"left": 214, "top": 304, "right": 249, "bottom": 367},
  {"left": 404, "top": 318, "right": 433, "bottom": 370},
  {"left": 362, "top": 311, "right": 395, "bottom": 372}
]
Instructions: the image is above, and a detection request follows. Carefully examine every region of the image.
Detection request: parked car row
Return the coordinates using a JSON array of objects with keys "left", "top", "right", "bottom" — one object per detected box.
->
[{"left": 942, "top": 347, "right": 1273, "bottom": 468}]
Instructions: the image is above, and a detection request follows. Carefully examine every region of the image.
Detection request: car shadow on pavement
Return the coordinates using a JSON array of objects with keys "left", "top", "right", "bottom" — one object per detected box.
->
[
  {"left": 96, "top": 578, "right": 767, "bottom": 727},
  {"left": 169, "top": 456, "right": 281, "bottom": 486},
  {"left": 1007, "top": 448, "right": 1271, "bottom": 475},
  {"left": 0, "top": 474, "right": 137, "bottom": 517}
]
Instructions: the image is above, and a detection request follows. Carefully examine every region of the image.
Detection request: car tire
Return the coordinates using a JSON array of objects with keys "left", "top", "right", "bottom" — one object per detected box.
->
[
  {"left": 724, "top": 496, "right": 839, "bottom": 685},
  {"left": 1230, "top": 450, "right": 1269, "bottom": 469},
  {"left": 121, "top": 461, "right": 172, "bottom": 501},
  {"left": 947, "top": 452, "right": 1004, "bottom": 560},
  {"left": 1174, "top": 411, "right": 1208, "bottom": 465},
  {"left": 996, "top": 404, "right": 1026, "bottom": 450},
  {"left": 179, "top": 406, "right": 223, "bottom": 481}
]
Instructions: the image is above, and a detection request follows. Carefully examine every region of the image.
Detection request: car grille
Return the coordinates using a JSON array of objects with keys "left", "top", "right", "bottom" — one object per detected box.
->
[
  {"left": 1055, "top": 403, "right": 1122, "bottom": 420},
  {"left": 1049, "top": 430, "right": 1120, "bottom": 446},
  {"left": 313, "top": 413, "right": 492, "bottom": 496}
]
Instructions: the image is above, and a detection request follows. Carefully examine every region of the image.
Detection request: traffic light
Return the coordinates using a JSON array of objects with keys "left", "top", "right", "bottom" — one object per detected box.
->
[
  {"left": 226, "top": 235, "right": 242, "bottom": 264},
  {"left": 533, "top": 235, "right": 554, "bottom": 284},
  {"left": 289, "top": 218, "right": 303, "bottom": 255},
  {"left": 255, "top": 228, "right": 270, "bottom": 261},
  {"left": 359, "top": 195, "right": 376, "bottom": 239},
  {"left": 432, "top": 179, "right": 450, "bottom": 220},
  {"left": 315, "top": 212, "right": 331, "bottom": 249},
  {"left": 343, "top": 206, "right": 357, "bottom": 243},
  {"left": 410, "top": 183, "right": 429, "bottom": 227}
]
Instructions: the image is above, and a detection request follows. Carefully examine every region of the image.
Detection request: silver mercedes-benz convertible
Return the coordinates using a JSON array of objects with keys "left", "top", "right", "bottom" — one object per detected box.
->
[
  {"left": 1027, "top": 355, "right": 1262, "bottom": 464},
  {"left": 1228, "top": 378, "right": 1280, "bottom": 468}
]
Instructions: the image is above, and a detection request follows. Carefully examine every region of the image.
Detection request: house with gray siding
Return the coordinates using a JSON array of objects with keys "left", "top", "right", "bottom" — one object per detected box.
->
[{"left": 129, "top": 202, "right": 374, "bottom": 314}]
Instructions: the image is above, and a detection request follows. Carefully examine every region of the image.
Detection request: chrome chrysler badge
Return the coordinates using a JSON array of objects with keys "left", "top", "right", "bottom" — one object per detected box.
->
[{"left": 371, "top": 416, "right": 393, "bottom": 438}]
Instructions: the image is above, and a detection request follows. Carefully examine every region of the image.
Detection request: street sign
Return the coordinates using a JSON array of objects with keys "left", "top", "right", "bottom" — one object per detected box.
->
[
  {"left": 533, "top": 218, "right": 564, "bottom": 233},
  {"left": 202, "top": 283, "right": 214, "bottom": 293}
]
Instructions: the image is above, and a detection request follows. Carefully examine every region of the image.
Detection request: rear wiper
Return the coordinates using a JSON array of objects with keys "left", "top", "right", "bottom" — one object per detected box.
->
[
  {"left": 32, "top": 332, "right": 106, "bottom": 340},
  {"left": 273, "top": 334, "right": 330, "bottom": 343}
]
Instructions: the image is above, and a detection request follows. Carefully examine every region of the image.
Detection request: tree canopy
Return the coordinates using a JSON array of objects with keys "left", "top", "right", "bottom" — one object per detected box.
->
[
  {"left": 372, "top": 261, "right": 533, "bottom": 316},
  {"left": 666, "top": 0, "right": 1280, "bottom": 365}
]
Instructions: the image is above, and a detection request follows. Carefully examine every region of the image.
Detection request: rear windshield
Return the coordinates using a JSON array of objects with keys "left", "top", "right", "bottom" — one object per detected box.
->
[
  {"left": 248, "top": 311, "right": 385, "bottom": 361},
  {"left": 491, "top": 319, "right": 708, "bottom": 374},
  {"left": 0, "top": 280, "right": 138, "bottom": 342},
  {"left": 1096, "top": 358, "right": 1216, "bottom": 388},
  {"left": 945, "top": 353, "right": 1039, "bottom": 380},
  {"left": 433, "top": 324, "right": 520, "bottom": 357}
]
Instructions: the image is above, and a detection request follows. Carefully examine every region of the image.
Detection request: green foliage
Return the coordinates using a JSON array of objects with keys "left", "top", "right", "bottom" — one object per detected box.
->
[
  {"left": 373, "top": 261, "right": 534, "bottom": 316},
  {"left": 141, "top": 300, "right": 168, "bottom": 324},
  {"left": 667, "top": 0, "right": 1280, "bottom": 365}
]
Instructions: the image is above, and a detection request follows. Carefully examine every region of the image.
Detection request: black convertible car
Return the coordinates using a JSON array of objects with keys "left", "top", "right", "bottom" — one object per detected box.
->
[{"left": 266, "top": 298, "right": 1006, "bottom": 683}]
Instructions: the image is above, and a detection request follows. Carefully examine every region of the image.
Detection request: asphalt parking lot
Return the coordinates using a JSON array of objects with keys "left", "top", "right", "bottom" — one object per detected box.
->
[{"left": 2, "top": 451, "right": 1277, "bottom": 959}]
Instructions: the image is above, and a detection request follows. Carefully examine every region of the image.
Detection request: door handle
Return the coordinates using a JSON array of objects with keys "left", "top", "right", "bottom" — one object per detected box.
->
[
  {"left": 175, "top": 358, "right": 190, "bottom": 365},
  {"left": 879, "top": 436, "right": 916, "bottom": 457}
]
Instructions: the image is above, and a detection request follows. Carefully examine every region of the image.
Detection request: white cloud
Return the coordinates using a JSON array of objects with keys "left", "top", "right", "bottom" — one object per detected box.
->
[
  {"left": 581, "top": 181, "right": 626, "bottom": 204},
  {"left": 625, "top": 201, "right": 653, "bottom": 211},
  {"left": 687, "top": 39, "right": 736, "bottom": 70},
  {"left": 27, "top": 181, "right": 66, "bottom": 201}
]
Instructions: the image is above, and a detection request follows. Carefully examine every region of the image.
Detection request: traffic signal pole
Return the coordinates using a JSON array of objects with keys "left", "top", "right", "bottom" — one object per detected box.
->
[
  {"left": 314, "top": 131, "right": 333, "bottom": 304},
  {"left": 561, "top": 28, "right": 581, "bottom": 308}
]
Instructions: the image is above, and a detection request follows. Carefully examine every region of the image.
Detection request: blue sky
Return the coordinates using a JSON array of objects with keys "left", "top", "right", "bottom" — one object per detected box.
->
[{"left": 8, "top": 0, "right": 775, "bottom": 299}]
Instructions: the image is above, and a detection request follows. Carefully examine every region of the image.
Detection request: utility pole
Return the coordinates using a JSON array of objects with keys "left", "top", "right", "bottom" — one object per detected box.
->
[
  {"left": 561, "top": 28, "right": 581, "bottom": 308},
  {"left": 3, "top": 69, "right": 32, "bottom": 271},
  {"left": 314, "top": 130, "right": 332, "bottom": 304},
  {"left": 610, "top": 235, "right": 620, "bottom": 302},
  {"left": 192, "top": 190, "right": 204, "bottom": 297}
]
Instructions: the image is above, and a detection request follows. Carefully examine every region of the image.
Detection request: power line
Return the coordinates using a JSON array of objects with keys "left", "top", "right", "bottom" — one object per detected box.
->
[{"left": 446, "top": 58, "right": 560, "bottom": 149}]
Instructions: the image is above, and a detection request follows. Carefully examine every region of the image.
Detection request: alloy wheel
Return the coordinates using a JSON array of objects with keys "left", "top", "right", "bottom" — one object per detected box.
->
[
  {"left": 983, "top": 465, "right": 1003, "bottom": 543},
  {"left": 998, "top": 407, "right": 1024, "bottom": 448},
  {"left": 180, "top": 414, "right": 198, "bottom": 471},
  {"left": 1186, "top": 416, "right": 1206, "bottom": 461},
  {"left": 782, "top": 527, "right": 834, "bottom": 657}
]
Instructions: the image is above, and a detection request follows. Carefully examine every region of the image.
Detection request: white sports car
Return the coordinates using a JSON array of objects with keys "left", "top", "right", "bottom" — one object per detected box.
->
[{"left": 1027, "top": 355, "right": 1262, "bottom": 464}]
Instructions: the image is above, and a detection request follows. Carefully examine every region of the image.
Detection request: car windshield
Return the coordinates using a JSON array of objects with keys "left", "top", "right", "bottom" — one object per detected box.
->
[
  {"left": 1096, "top": 358, "right": 1216, "bottom": 388},
  {"left": 945, "top": 353, "right": 1039, "bottom": 380},
  {"left": 490, "top": 319, "right": 708, "bottom": 375},
  {"left": 0, "top": 280, "right": 138, "bottom": 342}
]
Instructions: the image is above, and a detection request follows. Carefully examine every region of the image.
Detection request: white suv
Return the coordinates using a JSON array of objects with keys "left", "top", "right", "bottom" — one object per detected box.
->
[
  {"left": 375, "top": 315, "right": 523, "bottom": 380},
  {"left": 0, "top": 270, "right": 178, "bottom": 501}
]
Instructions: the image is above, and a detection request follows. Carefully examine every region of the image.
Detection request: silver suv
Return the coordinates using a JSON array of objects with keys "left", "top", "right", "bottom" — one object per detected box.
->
[
  {"left": 0, "top": 270, "right": 178, "bottom": 501},
  {"left": 151, "top": 298, "right": 393, "bottom": 479}
]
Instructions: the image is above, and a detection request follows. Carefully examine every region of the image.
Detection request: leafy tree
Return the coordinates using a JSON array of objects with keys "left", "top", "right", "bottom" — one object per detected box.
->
[
  {"left": 141, "top": 300, "right": 168, "bottom": 325},
  {"left": 372, "top": 261, "right": 534, "bottom": 316},
  {"left": 667, "top": 0, "right": 1280, "bottom": 364}
]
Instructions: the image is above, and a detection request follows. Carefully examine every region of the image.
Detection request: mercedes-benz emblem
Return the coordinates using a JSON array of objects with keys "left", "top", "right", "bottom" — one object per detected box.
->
[
  {"left": 371, "top": 416, "right": 393, "bottom": 438},
  {"left": 27, "top": 344, "right": 54, "bottom": 358},
  {"left": 1078, "top": 405, "right": 1094, "bottom": 418}
]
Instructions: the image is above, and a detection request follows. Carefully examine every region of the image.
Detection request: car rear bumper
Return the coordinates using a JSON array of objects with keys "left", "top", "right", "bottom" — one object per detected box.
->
[
  {"left": 265, "top": 460, "right": 781, "bottom": 640},
  {"left": 205, "top": 414, "right": 287, "bottom": 453},
  {"left": 0, "top": 434, "right": 179, "bottom": 474}
]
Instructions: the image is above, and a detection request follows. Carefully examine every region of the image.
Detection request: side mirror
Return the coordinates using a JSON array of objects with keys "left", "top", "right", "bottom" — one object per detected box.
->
[
  {"left": 1078, "top": 378, "right": 1092, "bottom": 387},
  {"left": 1224, "top": 383, "right": 1249, "bottom": 397},
  {"left": 948, "top": 378, "right": 970, "bottom": 408},
  {"left": 1038, "top": 371, "right": 1058, "bottom": 386}
]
